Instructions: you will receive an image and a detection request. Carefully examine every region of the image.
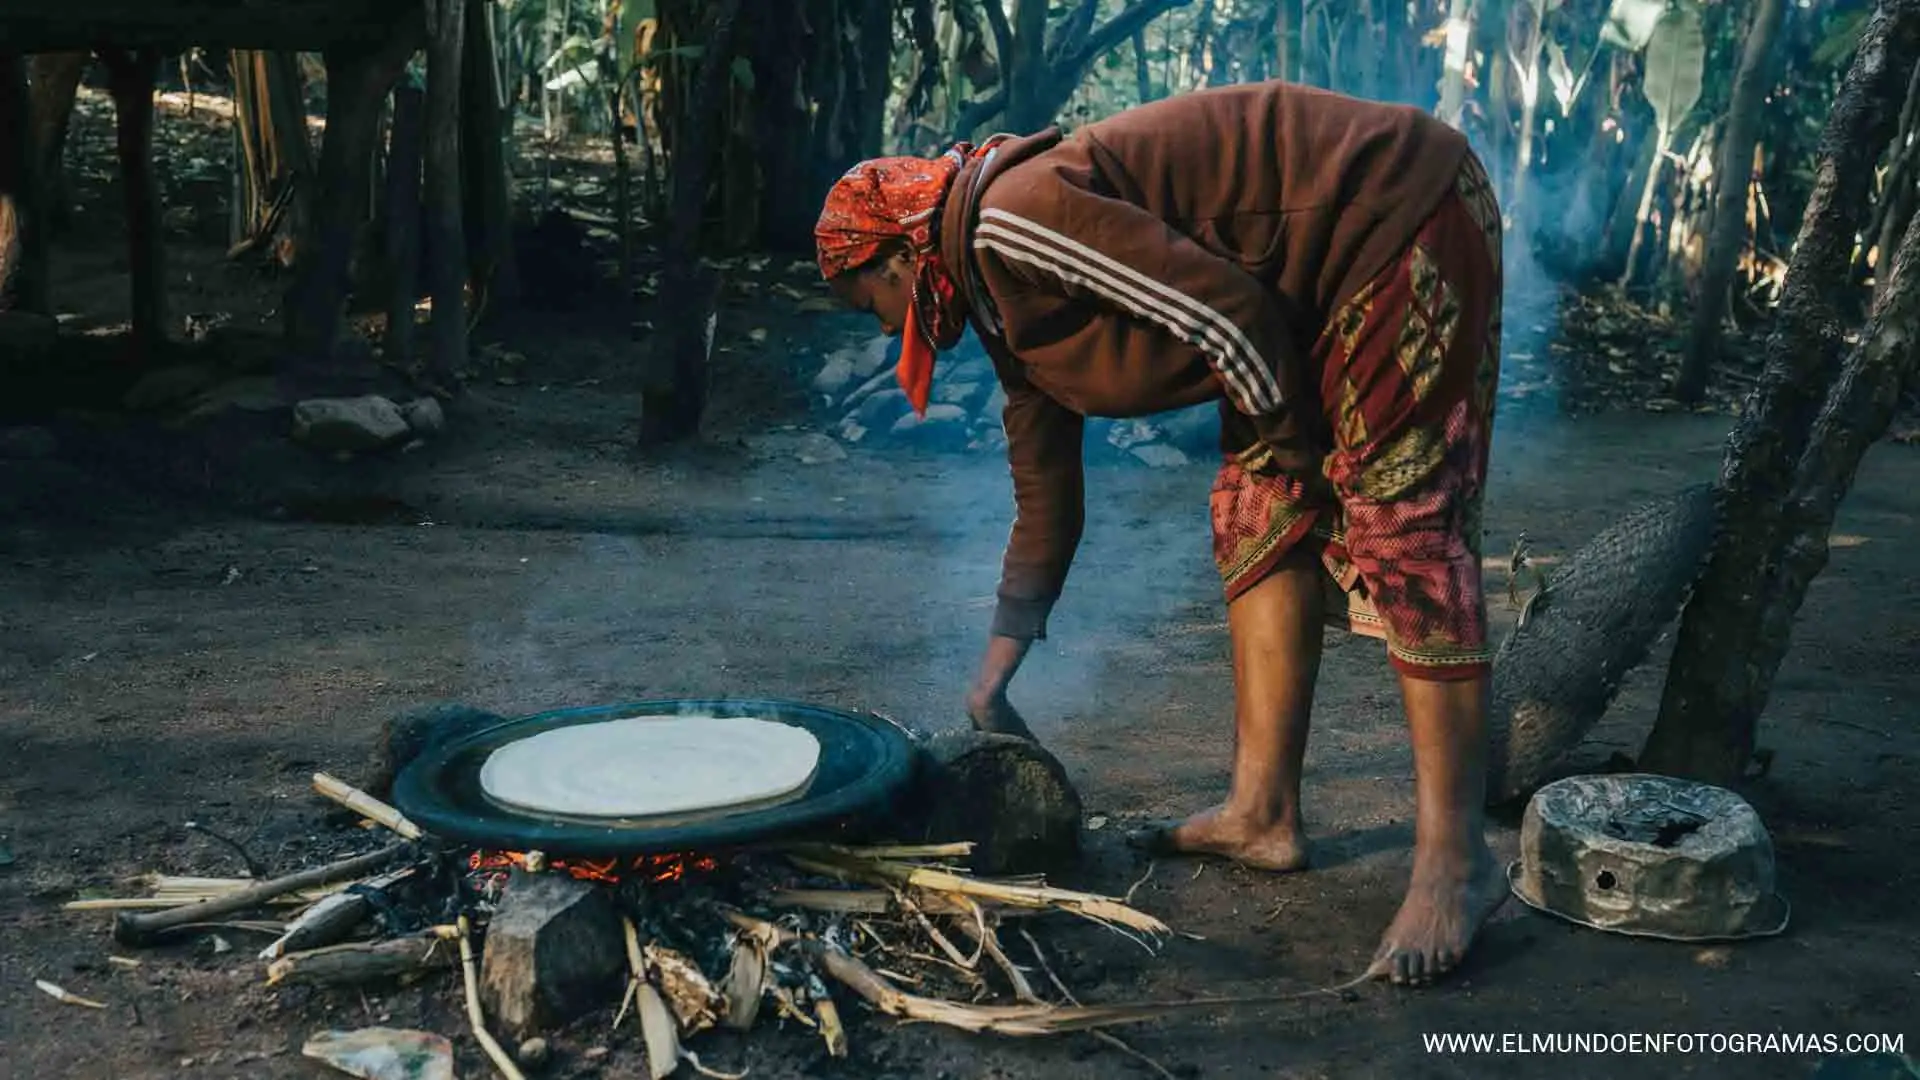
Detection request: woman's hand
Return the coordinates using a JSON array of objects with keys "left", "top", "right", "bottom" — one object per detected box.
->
[
  {"left": 966, "top": 634, "right": 1037, "bottom": 739},
  {"left": 965, "top": 685, "right": 1035, "bottom": 740}
]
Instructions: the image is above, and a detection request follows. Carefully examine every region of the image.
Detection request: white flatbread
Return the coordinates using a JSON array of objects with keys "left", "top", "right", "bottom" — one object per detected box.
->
[{"left": 479, "top": 715, "right": 822, "bottom": 820}]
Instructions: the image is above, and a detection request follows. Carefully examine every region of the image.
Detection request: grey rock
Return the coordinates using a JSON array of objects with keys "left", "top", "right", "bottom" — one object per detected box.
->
[
  {"left": 810, "top": 350, "right": 860, "bottom": 400},
  {"left": 934, "top": 379, "right": 988, "bottom": 409},
  {"left": 0, "top": 427, "right": 57, "bottom": 460},
  {"left": 291, "top": 396, "right": 412, "bottom": 453},
  {"left": 1156, "top": 404, "right": 1221, "bottom": 455},
  {"left": 400, "top": 397, "right": 446, "bottom": 437},
  {"left": 852, "top": 334, "right": 897, "bottom": 379},
  {"left": 301, "top": 1028, "right": 453, "bottom": 1080},
  {"left": 837, "top": 418, "right": 868, "bottom": 443},
  {"left": 123, "top": 364, "right": 216, "bottom": 411},
  {"left": 183, "top": 377, "right": 285, "bottom": 425},
  {"left": 1105, "top": 418, "right": 1160, "bottom": 450},
  {"left": 853, "top": 388, "right": 910, "bottom": 431},
  {"left": 890, "top": 404, "right": 970, "bottom": 449},
  {"left": 839, "top": 367, "right": 899, "bottom": 413},
  {"left": 1131, "top": 443, "right": 1192, "bottom": 468},
  {"left": 980, "top": 383, "right": 1008, "bottom": 420}
]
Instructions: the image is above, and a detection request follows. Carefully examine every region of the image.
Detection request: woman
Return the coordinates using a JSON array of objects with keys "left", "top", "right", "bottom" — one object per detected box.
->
[{"left": 816, "top": 80, "right": 1507, "bottom": 987}]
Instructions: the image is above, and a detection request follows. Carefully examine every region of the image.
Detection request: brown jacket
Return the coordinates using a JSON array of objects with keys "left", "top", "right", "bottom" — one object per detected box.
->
[{"left": 935, "top": 81, "right": 1470, "bottom": 640}]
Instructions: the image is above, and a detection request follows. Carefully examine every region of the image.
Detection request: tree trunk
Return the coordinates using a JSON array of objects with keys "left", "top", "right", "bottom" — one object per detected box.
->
[
  {"left": 1435, "top": 0, "right": 1474, "bottom": 128},
  {"left": 1673, "top": 0, "right": 1786, "bottom": 405},
  {"left": 287, "top": 32, "right": 416, "bottom": 362},
  {"left": 1005, "top": 0, "right": 1051, "bottom": 133},
  {"left": 462, "top": 0, "right": 518, "bottom": 314},
  {"left": 229, "top": 50, "right": 315, "bottom": 266},
  {"left": 639, "top": 0, "right": 742, "bottom": 444},
  {"left": 100, "top": 48, "right": 165, "bottom": 359},
  {"left": 424, "top": 0, "right": 469, "bottom": 386},
  {"left": 381, "top": 85, "right": 425, "bottom": 369},
  {"left": 27, "top": 52, "right": 86, "bottom": 234},
  {"left": 1641, "top": 0, "right": 1920, "bottom": 784},
  {"left": 0, "top": 52, "right": 50, "bottom": 315},
  {"left": 748, "top": 1, "right": 817, "bottom": 251},
  {"left": 1865, "top": 63, "right": 1920, "bottom": 304}
]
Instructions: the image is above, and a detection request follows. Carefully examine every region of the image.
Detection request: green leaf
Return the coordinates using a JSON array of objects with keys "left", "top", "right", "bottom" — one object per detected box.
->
[
  {"left": 1813, "top": 9, "right": 1868, "bottom": 68},
  {"left": 1547, "top": 39, "right": 1576, "bottom": 116},
  {"left": 1641, "top": 2, "right": 1705, "bottom": 134},
  {"left": 730, "top": 56, "right": 755, "bottom": 90},
  {"left": 1600, "top": 0, "right": 1666, "bottom": 51}
]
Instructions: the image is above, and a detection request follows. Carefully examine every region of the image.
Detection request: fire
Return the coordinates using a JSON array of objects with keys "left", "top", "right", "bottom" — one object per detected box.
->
[{"left": 467, "top": 850, "right": 719, "bottom": 885}]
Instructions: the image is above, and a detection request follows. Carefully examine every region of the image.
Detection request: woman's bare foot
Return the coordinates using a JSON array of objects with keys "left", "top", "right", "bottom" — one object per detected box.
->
[
  {"left": 1367, "top": 842, "right": 1509, "bottom": 986},
  {"left": 1128, "top": 804, "right": 1310, "bottom": 873}
]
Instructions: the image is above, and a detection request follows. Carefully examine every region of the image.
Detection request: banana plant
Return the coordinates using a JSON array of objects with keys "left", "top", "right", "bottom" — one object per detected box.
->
[{"left": 1619, "top": 0, "right": 1706, "bottom": 288}]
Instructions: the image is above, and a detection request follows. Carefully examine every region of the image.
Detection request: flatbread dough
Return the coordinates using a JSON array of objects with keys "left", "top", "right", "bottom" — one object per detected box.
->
[{"left": 479, "top": 715, "right": 822, "bottom": 820}]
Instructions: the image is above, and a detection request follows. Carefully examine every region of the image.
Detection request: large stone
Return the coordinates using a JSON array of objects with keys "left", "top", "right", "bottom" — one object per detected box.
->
[
  {"left": 123, "top": 364, "right": 217, "bottom": 411},
  {"left": 839, "top": 367, "right": 898, "bottom": 413},
  {"left": 906, "top": 730, "right": 1084, "bottom": 875},
  {"left": 1131, "top": 443, "right": 1191, "bottom": 468},
  {"left": 890, "top": 404, "right": 969, "bottom": 449},
  {"left": 1156, "top": 404, "right": 1220, "bottom": 455},
  {"left": 400, "top": 397, "right": 446, "bottom": 437},
  {"left": 934, "top": 379, "right": 989, "bottom": 410},
  {"left": 292, "top": 396, "right": 412, "bottom": 453},
  {"left": 811, "top": 350, "right": 860, "bottom": 400},
  {"left": 0, "top": 426, "right": 57, "bottom": 460},
  {"left": 853, "top": 388, "right": 910, "bottom": 431},
  {"left": 480, "top": 871, "right": 627, "bottom": 1042}
]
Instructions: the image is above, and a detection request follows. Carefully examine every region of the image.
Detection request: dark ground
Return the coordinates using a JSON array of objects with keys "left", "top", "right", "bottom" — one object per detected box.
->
[{"left": 0, "top": 88, "right": 1916, "bottom": 1080}]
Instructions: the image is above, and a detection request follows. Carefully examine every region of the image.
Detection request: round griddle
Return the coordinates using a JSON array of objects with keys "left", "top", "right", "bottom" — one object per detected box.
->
[{"left": 392, "top": 698, "right": 918, "bottom": 857}]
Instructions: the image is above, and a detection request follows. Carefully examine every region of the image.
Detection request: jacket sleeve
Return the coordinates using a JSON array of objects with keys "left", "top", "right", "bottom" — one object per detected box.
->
[
  {"left": 970, "top": 143, "right": 1302, "bottom": 417},
  {"left": 985, "top": 339, "right": 1085, "bottom": 641}
]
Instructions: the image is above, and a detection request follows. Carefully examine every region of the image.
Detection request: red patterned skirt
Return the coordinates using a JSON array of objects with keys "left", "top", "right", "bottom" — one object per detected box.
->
[{"left": 1210, "top": 151, "right": 1503, "bottom": 682}]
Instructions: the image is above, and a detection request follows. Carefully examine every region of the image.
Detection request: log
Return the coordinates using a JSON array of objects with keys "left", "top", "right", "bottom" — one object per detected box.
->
[
  {"left": 479, "top": 870, "right": 626, "bottom": 1042},
  {"left": 266, "top": 931, "right": 458, "bottom": 987},
  {"left": 423, "top": 0, "right": 470, "bottom": 385},
  {"left": 27, "top": 53, "right": 86, "bottom": 234},
  {"left": 903, "top": 730, "right": 1083, "bottom": 876},
  {"left": 380, "top": 84, "right": 425, "bottom": 369},
  {"left": 112, "top": 842, "right": 412, "bottom": 946},
  {"left": 0, "top": 51, "right": 48, "bottom": 315},
  {"left": 2, "top": 0, "right": 406, "bottom": 52},
  {"left": 287, "top": 31, "right": 418, "bottom": 361},
  {"left": 100, "top": 48, "right": 165, "bottom": 357},
  {"left": 461, "top": 0, "right": 518, "bottom": 310}
]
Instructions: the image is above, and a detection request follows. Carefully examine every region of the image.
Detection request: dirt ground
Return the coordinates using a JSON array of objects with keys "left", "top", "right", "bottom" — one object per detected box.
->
[{"left": 3, "top": 100, "right": 1918, "bottom": 1080}]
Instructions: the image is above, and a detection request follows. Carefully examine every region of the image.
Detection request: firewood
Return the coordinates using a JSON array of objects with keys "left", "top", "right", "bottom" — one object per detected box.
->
[
  {"left": 112, "top": 842, "right": 411, "bottom": 946},
  {"left": 265, "top": 931, "right": 457, "bottom": 987}
]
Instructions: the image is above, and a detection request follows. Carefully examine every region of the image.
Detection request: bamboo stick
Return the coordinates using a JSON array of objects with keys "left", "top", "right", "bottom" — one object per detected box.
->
[
  {"left": 786, "top": 853, "right": 1169, "bottom": 937},
  {"left": 459, "top": 916, "right": 526, "bottom": 1080},
  {"left": 112, "top": 842, "right": 411, "bottom": 946},
  {"left": 311, "top": 772, "right": 424, "bottom": 840}
]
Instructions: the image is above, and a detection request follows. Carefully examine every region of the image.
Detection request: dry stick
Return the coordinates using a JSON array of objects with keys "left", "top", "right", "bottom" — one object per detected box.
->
[
  {"left": 1021, "top": 929, "right": 1175, "bottom": 1080},
  {"left": 458, "top": 917, "right": 526, "bottom": 1080},
  {"left": 954, "top": 917, "right": 1039, "bottom": 1004},
  {"left": 311, "top": 772, "right": 424, "bottom": 840},
  {"left": 112, "top": 842, "right": 410, "bottom": 946},
  {"left": 785, "top": 854, "right": 1168, "bottom": 939},
  {"left": 260, "top": 866, "right": 417, "bottom": 961}
]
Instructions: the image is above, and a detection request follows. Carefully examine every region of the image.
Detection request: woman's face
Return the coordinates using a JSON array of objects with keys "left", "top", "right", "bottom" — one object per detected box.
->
[{"left": 829, "top": 249, "right": 916, "bottom": 338}]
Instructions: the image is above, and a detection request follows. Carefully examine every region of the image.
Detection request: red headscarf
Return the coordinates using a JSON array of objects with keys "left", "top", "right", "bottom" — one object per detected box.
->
[{"left": 815, "top": 139, "right": 1005, "bottom": 415}]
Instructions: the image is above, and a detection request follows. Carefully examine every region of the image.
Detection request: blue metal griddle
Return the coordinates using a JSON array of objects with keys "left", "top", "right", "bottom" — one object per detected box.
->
[{"left": 391, "top": 698, "right": 918, "bottom": 857}]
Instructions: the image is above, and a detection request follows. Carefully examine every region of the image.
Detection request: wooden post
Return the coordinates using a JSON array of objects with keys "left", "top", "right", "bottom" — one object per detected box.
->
[
  {"left": 381, "top": 84, "right": 426, "bottom": 370},
  {"left": 287, "top": 31, "right": 416, "bottom": 361},
  {"left": 639, "top": 0, "right": 742, "bottom": 443},
  {"left": 27, "top": 52, "right": 86, "bottom": 236},
  {"left": 100, "top": 48, "right": 165, "bottom": 358},
  {"left": 0, "top": 52, "right": 50, "bottom": 315},
  {"left": 424, "top": 0, "right": 470, "bottom": 386},
  {"left": 462, "top": 0, "right": 518, "bottom": 312}
]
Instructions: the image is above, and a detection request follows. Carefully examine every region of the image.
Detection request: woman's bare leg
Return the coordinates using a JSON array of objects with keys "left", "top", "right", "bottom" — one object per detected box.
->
[{"left": 1154, "top": 549, "right": 1324, "bottom": 872}]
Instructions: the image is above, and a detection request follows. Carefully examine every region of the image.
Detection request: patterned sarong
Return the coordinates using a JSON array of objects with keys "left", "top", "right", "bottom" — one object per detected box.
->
[{"left": 1210, "top": 150, "right": 1503, "bottom": 681}]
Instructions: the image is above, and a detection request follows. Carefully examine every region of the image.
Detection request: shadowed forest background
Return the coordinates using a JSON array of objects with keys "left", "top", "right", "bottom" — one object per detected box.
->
[{"left": 1, "top": 1, "right": 1918, "bottom": 1078}]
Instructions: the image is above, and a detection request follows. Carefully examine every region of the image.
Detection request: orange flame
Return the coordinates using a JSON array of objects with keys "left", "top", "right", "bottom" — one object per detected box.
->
[{"left": 467, "top": 850, "right": 719, "bottom": 885}]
